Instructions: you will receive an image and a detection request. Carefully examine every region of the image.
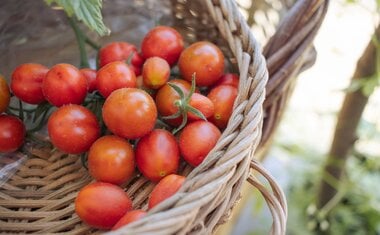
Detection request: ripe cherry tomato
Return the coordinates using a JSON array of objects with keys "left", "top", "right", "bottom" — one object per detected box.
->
[
  {"left": 96, "top": 61, "right": 137, "bottom": 98},
  {"left": 178, "top": 41, "right": 225, "bottom": 87},
  {"left": 148, "top": 174, "right": 185, "bottom": 209},
  {"left": 42, "top": 64, "right": 87, "bottom": 107},
  {"left": 207, "top": 85, "right": 238, "bottom": 129},
  {"left": 75, "top": 182, "right": 132, "bottom": 230},
  {"left": 99, "top": 41, "right": 144, "bottom": 75},
  {"left": 136, "top": 129, "right": 179, "bottom": 182},
  {"left": 0, "top": 115, "right": 25, "bottom": 153},
  {"left": 102, "top": 88, "right": 157, "bottom": 139},
  {"left": 88, "top": 135, "right": 135, "bottom": 185},
  {"left": 141, "top": 26, "right": 184, "bottom": 66},
  {"left": 155, "top": 79, "right": 192, "bottom": 126},
  {"left": 47, "top": 104, "right": 100, "bottom": 154},
  {"left": 80, "top": 68, "right": 97, "bottom": 93},
  {"left": 188, "top": 93, "right": 214, "bottom": 121},
  {"left": 11, "top": 63, "right": 48, "bottom": 104},
  {"left": 142, "top": 57, "right": 170, "bottom": 89},
  {"left": 213, "top": 73, "right": 239, "bottom": 88},
  {"left": 112, "top": 210, "right": 147, "bottom": 230},
  {"left": 0, "top": 75, "right": 10, "bottom": 113},
  {"left": 179, "top": 120, "right": 221, "bottom": 167}
]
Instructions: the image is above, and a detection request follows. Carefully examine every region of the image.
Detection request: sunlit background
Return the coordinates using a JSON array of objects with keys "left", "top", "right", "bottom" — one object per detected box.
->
[{"left": 231, "top": 0, "right": 380, "bottom": 234}]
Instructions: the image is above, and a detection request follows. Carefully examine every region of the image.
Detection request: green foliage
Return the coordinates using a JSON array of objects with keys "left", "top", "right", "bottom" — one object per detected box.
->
[
  {"left": 45, "top": 0, "right": 110, "bottom": 36},
  {"left": 281, "top": 143, "right": 380, "bottom": 235}
]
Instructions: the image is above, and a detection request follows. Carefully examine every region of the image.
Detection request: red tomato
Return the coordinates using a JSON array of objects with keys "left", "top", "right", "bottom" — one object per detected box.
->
[
  {"left": 102, "top": 88, "right": 157, "bottom": 139},
  {"left": 213, "top": 73, "right": 239, "bottom": 88},
  {"left": 207, "top": 85, "right": 238, "bottom": 129},
  {"left": 88, "top": 135, "right": 135, "bottom": 185},
  {"left": 178, "top": 41, "right": 225, "bottom": 87},
  {"left": 112, "top": 210, "right": 147, "bottom": 230},
  {"left": 75, "top": 182, "right": 132, "bottom": 230},
  {"left": 47, "top": 104, "right": 100, "bottom": 154},
  {"left": 179, "top": 120, "right": 221, "bottom": 167},
  {"left": 148, "top": 174, "right": 185, "bottom": 209},
  {"left": 142, "top": 57, "right": 170, "bottom": 89},
  {"left": 188, "top": 93, "right": 214, "bottom": 121},
  {"left": 96, "top": 61, "right": 137, "bottom": 98},
  {"left": 0, "top": 115, "right": 25, "bottom": 153},
  {"left": 155, "top": 79, "right": 192, "bottom": 126},
  {"left": 141, "top": 26, "right": 184, "bottom": 66},
  {"left": 136, "top": 129, "right": 179, "bottom": 182},
  {"left": 99, "top": 41, "right": 144, "bottom": 75},
  {"left": 42, "top": 64, "right": 87, "bottom": 107},
  {"left": 80, "top": 68, "right": 97, "bottom": 93},
  {"left": 0, "top": 75, "right": 10, "bottom": 113},
  {"left": 11, "top": 63, "right": 48, "bottom": 104}
]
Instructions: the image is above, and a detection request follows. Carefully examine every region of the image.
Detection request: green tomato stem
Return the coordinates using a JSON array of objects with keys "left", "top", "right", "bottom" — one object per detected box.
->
[{"left": 67, "top": 16, "right": 90, "bottom": 68}]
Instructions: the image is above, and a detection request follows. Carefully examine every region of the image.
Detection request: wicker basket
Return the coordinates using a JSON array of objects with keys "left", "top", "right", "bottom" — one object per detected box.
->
[{"left": 0, "top": 0, "right": 328, "bottom": 234}]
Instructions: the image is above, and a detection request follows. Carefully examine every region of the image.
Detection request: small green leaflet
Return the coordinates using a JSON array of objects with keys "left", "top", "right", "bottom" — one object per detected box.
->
[{"left": 45, "top": 0, "right": 110, "bottom": 36}]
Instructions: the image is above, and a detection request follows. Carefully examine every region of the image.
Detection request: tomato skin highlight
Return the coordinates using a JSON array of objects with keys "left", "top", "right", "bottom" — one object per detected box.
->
[
  {"left": 42, "top": 64, "right": 87, "bottom": 107},
  {"left": 0, "top": 115, "right": 25, "bottom": 153},
  {"left": 178, "top": 41, "right": 225, "bottom": 87},
  {"left": 80, "top": 68, "right": 97, "bottom": 93},
  {"left": 188, "top": 93, "right": 215, "bottom": 121},
  {"left": 96, "top": 61, "right": 137, "bottom": 98},
  {"left": 75, "top": 182, "right": 133, "bottom": 230},
  {"left": 213, "top": 73, "right": 239, "bottom": 88},
  {"left": 47, "top": 104, "right": 100, "bottom": 154},
  {"left": 136, "top": 129, "right": 180, "bottom": 182},
  {"left": 0, "top": 75, "right": 10, "bottom": 113},
  {"left": 102, "top": 88, "right": 157, "bottom": 139},
  {"left": 148, "top": 174, "right": 185, "bottom": 209},
  {"left": 141, "top": 26, "right": 184, "bottom": 66},
  {"left": 207, "top": 85, "right": 238, "bottom": 129},
  {"left": 179, "top": 120, "right": 221, "bottom": 167},
  {"left": 112, "top": 210, "right": 147, "bottom": 230},
  {"left": 11, "top": 63, "right": 48, "bottom": 104},
  {"left": 98, "top": 41, "right": 144, "bottom": 74},
  {"left": 88, "top": 135, "right": 135, "bottom": 185},
  {"left": 142, "top": 57, "right": 170, "bottom": 89}
]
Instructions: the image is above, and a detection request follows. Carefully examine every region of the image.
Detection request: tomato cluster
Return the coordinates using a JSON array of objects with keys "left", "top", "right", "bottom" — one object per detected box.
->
[{"left": 0, "top": 25, "right": 239, "bottom": 230}]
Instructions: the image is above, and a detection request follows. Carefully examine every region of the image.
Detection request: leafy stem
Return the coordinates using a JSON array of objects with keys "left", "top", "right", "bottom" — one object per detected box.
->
[
  {"left": 163, "top": 74, "right": 206, "bottom": 134},
  {"left": 67, "top": 16, "right": 90, "bottom": 68}
]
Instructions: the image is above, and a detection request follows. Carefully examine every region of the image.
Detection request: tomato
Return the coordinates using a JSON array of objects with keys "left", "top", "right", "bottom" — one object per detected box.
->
[
  {"left": 142, "top": 57, "right": 170, "bottom": 89},
  {"left": 80, "top": 68, "right": 97, "bottom": 93},
  {"left": 141, "top": 26, "right": 184, "bottom": 66},
  {"left": 179, "top": 120, "right": 221, "bottom": 167},
  {"left": 47, "top": 104, "right": 100, "bottom": 154},
  {"left": 136, "top": 129, "right": 179, "bottom": 182},
  {"left": 98, "top": 41, "right": 144, "bottom": 75},
  {"left": 42, "top": 64, "right": 87, "bottom": 107},
  {"left": 188, "top": 93, "right": 214, "bottom": 121},
  {"left": 102, "top": 88, "right": 157, "bottom": 139},
  {"left": 148, "top": 174, "right": 185, "bottom": 209},
  {"left": 88, "top": 135, "right": 135, "bottom": 185},
  {"left": 0, "top": 115, "right": 25, "bottom": 153},
  {"left": 11, "top": 63, "right": 48, "bottom": 104},
  {"left": 136, "top": 75, "right": 156, "bottom": 98},
  {"left": 96, "top": 61, "right": 137, "bottom": 98},
  {"left": 112, "top": 210, "right": 147, "bottom": 230},
  {"left": 0, "top": 75, "right": 10, "bottom": 113},
  {"left": 75, "top": 182, "right": 132, "bottom": 230},
  {"left": 207, "top": 85, "right": 238, "bottom": 129},
  {"left": 155, "top": 79, "right": 192, "bottom": 126},
  {"left": 178, "top": 41, "right": 225, "bottom": 87},
  {"left": 213, "top": 73, "right": 239, "bottom": 88}
]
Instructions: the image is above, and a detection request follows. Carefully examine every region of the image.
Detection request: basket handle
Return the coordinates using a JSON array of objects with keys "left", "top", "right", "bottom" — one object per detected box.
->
[{"left": 248, "top": 159, "right": 288, "bottom": 235}]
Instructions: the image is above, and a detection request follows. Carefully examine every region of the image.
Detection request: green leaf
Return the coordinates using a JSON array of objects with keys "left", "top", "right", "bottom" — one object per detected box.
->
[{"left": 45, "top": 0, "right": 110, "bottom": 36}]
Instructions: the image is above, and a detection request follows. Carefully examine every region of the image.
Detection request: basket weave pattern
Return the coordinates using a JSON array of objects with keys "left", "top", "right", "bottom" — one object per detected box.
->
[{"left": 0, "top": 0, "right": 329, "bottom": 234}]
